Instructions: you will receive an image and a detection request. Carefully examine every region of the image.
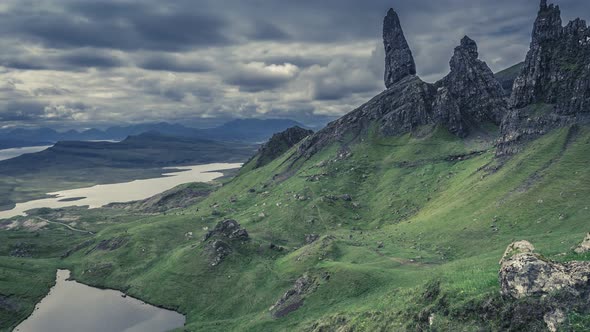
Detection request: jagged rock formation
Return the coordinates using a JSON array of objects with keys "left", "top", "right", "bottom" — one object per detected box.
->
[
  {"left": 499, "top": 240, "right": 590, "bottom": 299},
  {"left": 269, "top": 274, "right": 317, "bottom": 318},
  {"left": 204, "top": 219, "right": 249, "bottom": 242},
  {"left": 511, "top": 2, "right": 590, "bottom": 113},
  {"left": 203, "top": 219, "right": 249, "bottom": 266},
  {"left": 384, "top": 8, "right": 416, "bottom": 88},
  {"left": 254, "top": 126, "right": 313, "bottom": 168},
  {"left": 433, "top": 36, "right": 508, "bottom": 136},
  {"left": 498, "top": 0, "right": 590, "bottom": 156},
  {"left": 297, "top": 13, "right": 506, "bottom": 159},
  {"left": 296, "top": 1, "right": 589, "bottom": 162}
]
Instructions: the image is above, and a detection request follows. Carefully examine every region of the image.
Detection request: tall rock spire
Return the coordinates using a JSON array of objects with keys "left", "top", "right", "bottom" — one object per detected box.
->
[
  {"left": 383, "top": 8, "right": 416, "bottom": 88},
  {"left": 511, "top": 0, "right": 589, "bottom": 112},
  {"left": 499, "top": 1, "right": 590, "bottom": 156}
]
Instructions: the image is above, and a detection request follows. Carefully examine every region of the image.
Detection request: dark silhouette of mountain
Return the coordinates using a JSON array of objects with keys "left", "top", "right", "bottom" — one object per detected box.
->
[
  {"left": 0, "top": 131, "right": 257, "bottom": 175},
  {"left": 0, "top": 119, "right": 306, "bottom": 149}
]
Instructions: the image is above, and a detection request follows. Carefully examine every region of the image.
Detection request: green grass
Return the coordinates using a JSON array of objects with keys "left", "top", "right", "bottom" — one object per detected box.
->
[{"left": 1, "top": 125, "right": 590, "bottom": 331}]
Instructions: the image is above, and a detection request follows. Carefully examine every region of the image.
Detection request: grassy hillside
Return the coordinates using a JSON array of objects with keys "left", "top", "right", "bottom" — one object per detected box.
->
[
  {"left": 494, "top": 62, "right": 524, "bottom": 95},
  {"left": 1, "top": 123, "right": 589, "bottom": 331}
]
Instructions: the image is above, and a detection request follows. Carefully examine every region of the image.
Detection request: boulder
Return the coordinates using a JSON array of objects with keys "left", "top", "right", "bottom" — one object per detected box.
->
[
  {"left": 544, "top": 309, "right": 566, "bottom": 332},
  {"left": 499, "top": 240, "right": 590, "bottom": 299}
]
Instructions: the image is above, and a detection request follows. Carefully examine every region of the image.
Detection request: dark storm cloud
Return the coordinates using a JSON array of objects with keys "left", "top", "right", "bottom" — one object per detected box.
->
[
  {"left": 136, "top": 54, "right": 213, "bottom": 73},
  {"left": 245, "top": 21, "right": 291, "bottom": 41},
  {"left": 0, "top": 2, "right": 232, "bottom": 51},
  {"left": 60, "top": 51, "right": 126, "bottom": 69},
  {"left": 0, "top": 49, "right": 127, "bottom": 71},
  {"left": 0, "top": 0, "right": 588, "bottom": 128},
  {"left": 0, "top": 101, "right": 45, "bottom": 121}
]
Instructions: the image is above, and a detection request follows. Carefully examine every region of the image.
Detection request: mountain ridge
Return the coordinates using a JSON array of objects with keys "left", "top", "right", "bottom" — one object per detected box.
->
[
  {"left": 0, "top": 118, "right": 307, "bottom": 148},
  {"left": 294, "top": 0, "right": 588, "bottom": 166}
]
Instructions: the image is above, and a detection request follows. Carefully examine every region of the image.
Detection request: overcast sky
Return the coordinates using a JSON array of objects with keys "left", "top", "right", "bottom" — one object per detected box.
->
[{"left": 0, "top": 0, "right": 587, "bottom": 129}]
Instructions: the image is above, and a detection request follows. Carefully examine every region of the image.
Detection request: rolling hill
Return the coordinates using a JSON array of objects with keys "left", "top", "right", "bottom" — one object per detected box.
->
[{"left": 1, "top": 1, "right": 590, "bottom": 331}]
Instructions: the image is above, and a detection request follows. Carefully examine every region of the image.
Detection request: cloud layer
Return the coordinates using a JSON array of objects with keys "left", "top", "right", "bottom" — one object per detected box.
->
[{"left": 0, "top": 0, "right": 587, "bottom": 129}]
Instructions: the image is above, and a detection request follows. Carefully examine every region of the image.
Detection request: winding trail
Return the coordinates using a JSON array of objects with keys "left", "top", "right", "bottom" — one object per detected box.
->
[{"left": 36, "top": 217, "right": 94, "bottom": 235}]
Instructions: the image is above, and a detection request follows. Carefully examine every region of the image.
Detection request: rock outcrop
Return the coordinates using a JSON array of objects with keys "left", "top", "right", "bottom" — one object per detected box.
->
[
  {"left": 434, "top": 36, "right": 508, "bottom": 136},
  {"left": 498, "top": 0, "right": 590, "bottom": 155},
  {"left": 297, "top": 25, "right": 506, "bottom": 159},
  {"left": 574, "top": 233, "right": 590, "bottom": 254},
  {"left": 269, "top": 273, "right": 329, "bottom": 318},
  {"left": 384, "top": 8, "right": 416, "bottom": 88},
  {"left": 511, "top": 1, "right": 590, "bottom": 113},
  {"left": 297, "top": 75, "right": 436, "bottom": 158},
  {"left": 203, "top": 219, "right": 249, "bottom": 266},
  {"left": 204, "top": 219, "right": 249, "bottom": 242},
  {"left": 499, "top": 240, "right": 590, "bottom": 299},
  {"left": 254, "top": 126, "right": 313, "bottom": 168},
  {"left": 296, "top": 1, "right": 587, "bottom": 162}
]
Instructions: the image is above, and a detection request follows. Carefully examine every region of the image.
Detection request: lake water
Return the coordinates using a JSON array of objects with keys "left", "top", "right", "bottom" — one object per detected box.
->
[
  {"left": 14, "top": 270, "right": 186, "bottom": 332},
  {"left": 0, "top": 163, "right": 242, "bottom": 219},
  {"left": 0, "top": 145, "right": 52, "bottom": 161}
]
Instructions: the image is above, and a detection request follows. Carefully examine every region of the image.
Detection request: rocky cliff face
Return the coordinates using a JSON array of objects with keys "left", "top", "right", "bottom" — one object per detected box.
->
[
  {"left": 498, "top": 1, "right": 590, "bottom": 156},
  {"left": 297, "top": 9, "right": 506, "bottom": 159},
  {"left": 511, "top": 2, "right": 590, "bottom": 113},
  {"left": 298, "top": 75, "right": 436, "bottom": 158},
  {"left": 254, "top": 126, "right": 313, "bottom": 168},
  {"left": 434, "top": 36, "right": 508, "bottom": 137},
  {"left": 298, "top": 1, "right": 588, "bottom": 162}
]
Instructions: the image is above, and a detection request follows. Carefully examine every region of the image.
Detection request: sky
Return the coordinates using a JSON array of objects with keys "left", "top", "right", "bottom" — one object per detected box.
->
[{"left": 0, "top": 0, "right": 587, "bottom": 129}]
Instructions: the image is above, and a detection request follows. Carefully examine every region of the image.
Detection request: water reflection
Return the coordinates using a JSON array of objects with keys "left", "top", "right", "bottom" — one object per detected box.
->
[{"left": 15, "top": 270, "right": 185, "bottom": 332}]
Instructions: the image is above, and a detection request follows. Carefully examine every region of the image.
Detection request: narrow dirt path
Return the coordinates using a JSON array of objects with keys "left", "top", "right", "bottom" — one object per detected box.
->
[{"left": 36, "top": 217, "right": 94, "bottom": 235}]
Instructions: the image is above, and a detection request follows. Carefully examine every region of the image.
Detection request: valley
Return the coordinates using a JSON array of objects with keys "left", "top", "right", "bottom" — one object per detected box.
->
[
  {"left": 1, "top": 1, "right": 590, "bottom": 331},
  {"left": 0, "top": 132, "right": 256, "bottom": 211}
]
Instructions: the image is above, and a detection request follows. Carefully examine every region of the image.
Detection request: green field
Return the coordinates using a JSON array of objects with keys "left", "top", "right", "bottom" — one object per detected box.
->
[{"left": 1, "top": 125, "right": 589, "bottom": 331}]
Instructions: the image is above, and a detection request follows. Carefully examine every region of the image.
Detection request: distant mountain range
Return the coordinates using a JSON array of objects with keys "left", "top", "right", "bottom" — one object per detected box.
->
[{"left": 0, "top": 118, "right": 306, "bottom": 149}]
